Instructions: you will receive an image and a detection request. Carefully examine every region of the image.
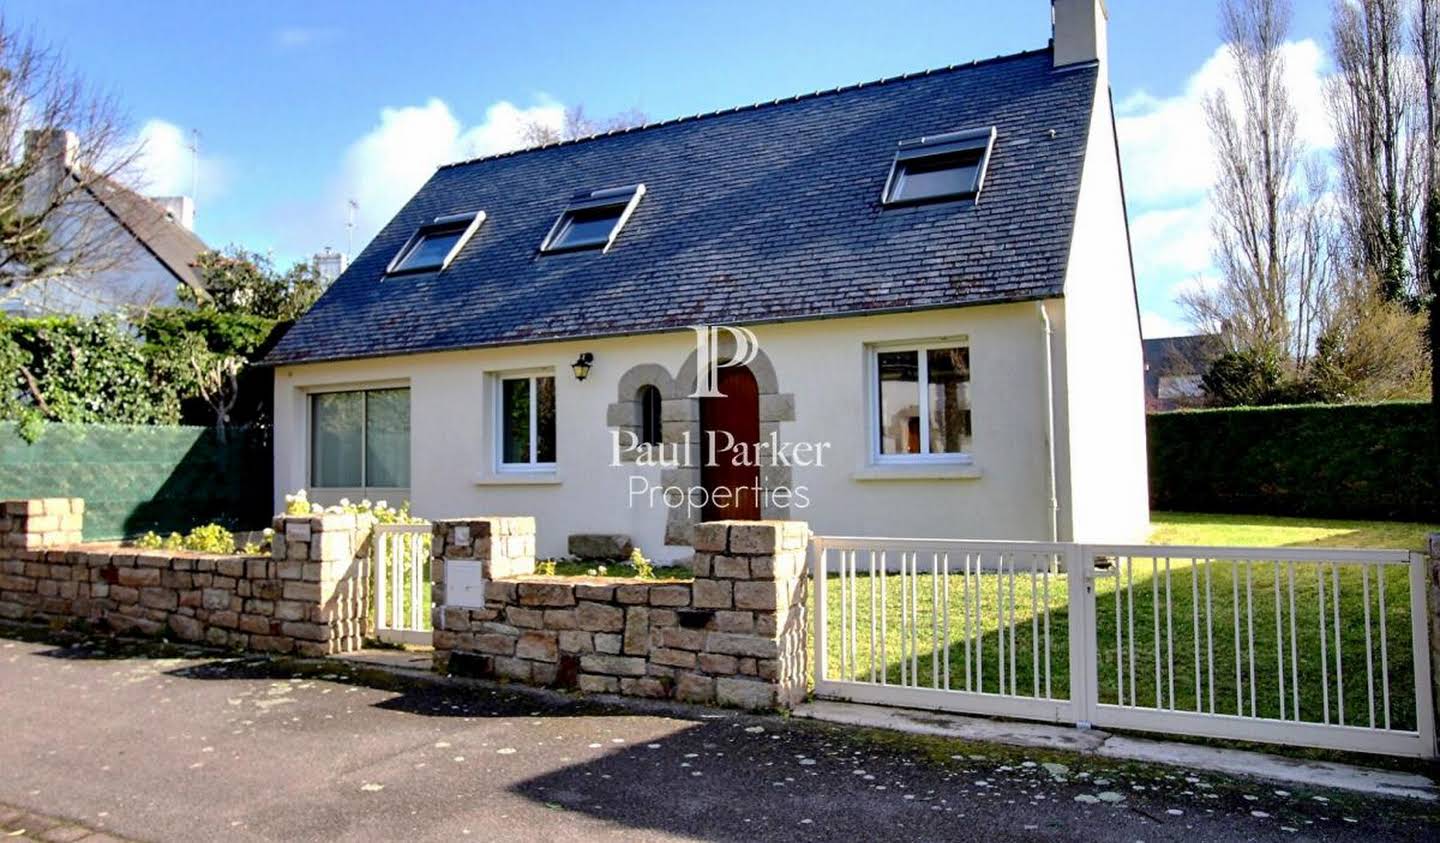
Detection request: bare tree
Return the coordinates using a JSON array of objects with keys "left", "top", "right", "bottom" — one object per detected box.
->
[
  {"left": 519, "top": 104, "right": 647, "bottom": 148},
  {"left": 0, "top": 16, "right": 142, "bottom": 290},
  {"left": 1414, "top": 0, "right": 1440, "bottom": 293},
  {"left": 181, "top": 333, "right": 243, "bottom": 441},
  {"left": 1184, "top": 0, "right": 1329, "bottom": 368},
  {"left": 1329, "top": 0, "right": 1423, "bottom": 304},
  {"left": 1414, "top": 0, "right": 1440, "bottom": 478}
]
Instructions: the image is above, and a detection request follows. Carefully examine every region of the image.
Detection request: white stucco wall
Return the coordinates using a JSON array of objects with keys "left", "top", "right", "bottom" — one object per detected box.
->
[
  {"left": 274, "top": 302, "right": 1068, "bottom": 561},
  {"left": 1054, "top": 65, "right": 1151, "bottom": 543}
]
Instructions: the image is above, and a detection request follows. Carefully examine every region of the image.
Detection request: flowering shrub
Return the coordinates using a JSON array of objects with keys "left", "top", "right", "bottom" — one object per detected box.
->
[
  {"left": 283, "top": 488, "right": 312, "bottom": 515},
  {"left": 134, "top": 523, "right": 238, "bottom": 554},
  {"left": 183, "top": 523, "right": 235, "bottom": 554},
  {"left": 282, "top": 489, "right": 424, "bottom": 524},
  {"left": 630, "top": 547, "right": 654, "bottom": 580}
]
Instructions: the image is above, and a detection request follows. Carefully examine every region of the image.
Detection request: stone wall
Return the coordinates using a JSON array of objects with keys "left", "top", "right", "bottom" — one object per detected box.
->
[
  {"left": 1, "top": 498, "right": 84, "bottom": 549},
  {"left": 432, "top": 518, "right": 809, "bottom": 710},
  {"left": 0, "top": 498, "right": 372, "bottom": 657}
]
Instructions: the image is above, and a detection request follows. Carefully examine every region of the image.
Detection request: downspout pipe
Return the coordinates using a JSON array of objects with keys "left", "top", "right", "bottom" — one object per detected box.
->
[{"left": 1038, "top": 300, "right": 1059, "bottom": 542}]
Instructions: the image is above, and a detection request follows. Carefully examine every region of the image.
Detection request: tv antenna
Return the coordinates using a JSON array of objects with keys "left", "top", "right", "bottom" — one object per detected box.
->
[
  {"left": 346, "top": 198, "right": 359, "bottom": 256},
  {"left": 186, "top": 129, "right": 201, "bottom": 218}
]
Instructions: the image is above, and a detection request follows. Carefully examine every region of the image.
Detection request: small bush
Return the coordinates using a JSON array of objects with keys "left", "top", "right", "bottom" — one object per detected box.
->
[
  {"left": 281, "top": 489, "right": 425, "bottom": 525},
  {"left": 183, "top": 523, "right": 235, "bottom": 554},
  {"left": 536, "top": 559, "right": 557, "bottom": 576},
  {"left": 630, "top": 547, "right": 654, "bottom": 579},
  {"left": 132, "top": 523, "right": 238, "bottom": 554}
]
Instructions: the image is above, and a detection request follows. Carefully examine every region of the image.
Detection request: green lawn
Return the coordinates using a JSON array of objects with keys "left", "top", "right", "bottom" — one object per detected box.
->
[
  {"left": 1148, "top": 512, "right": 1436, "bottom": 551},
  {"left": 812, "top": 512, "right": 1435, "bottom": 732}
]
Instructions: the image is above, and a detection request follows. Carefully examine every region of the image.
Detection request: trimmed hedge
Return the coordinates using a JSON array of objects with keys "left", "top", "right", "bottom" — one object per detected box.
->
[{"left": 1147, "top": 402, "right": 1437, "bottom": 521}]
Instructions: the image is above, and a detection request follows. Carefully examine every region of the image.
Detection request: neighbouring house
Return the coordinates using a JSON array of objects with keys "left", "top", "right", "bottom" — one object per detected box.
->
[
  {"left": 1, "top": 128, "right": 208, "bottom": 317},
  {"left": 264, "top": 0, "right": 1149, "bottom": 559},
  {"left": 1142, "top": 333, "right": 1224, "bottom": 411}
]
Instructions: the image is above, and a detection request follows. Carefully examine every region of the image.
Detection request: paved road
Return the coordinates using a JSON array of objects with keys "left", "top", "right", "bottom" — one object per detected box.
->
[{"left": 0, "top": 631, "right": 1435, "bottom": 842}]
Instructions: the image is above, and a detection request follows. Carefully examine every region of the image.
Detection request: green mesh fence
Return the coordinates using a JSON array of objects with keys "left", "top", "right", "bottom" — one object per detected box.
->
[{"left": 0, "top": 423, "right": 272, "bottom": 540}]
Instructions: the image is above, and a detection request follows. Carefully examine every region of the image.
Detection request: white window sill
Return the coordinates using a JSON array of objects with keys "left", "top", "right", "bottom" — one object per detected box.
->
[
  {"left": 475, "top": 472, "right": 563, "bottom": 487},
  {"left": 850, "top": 463, "right": 983, "bottom": 482}
]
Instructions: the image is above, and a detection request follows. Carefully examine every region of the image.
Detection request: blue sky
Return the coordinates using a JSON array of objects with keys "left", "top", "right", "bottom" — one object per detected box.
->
[{"left": 7, "top": 0, "right": 1335, "bottom": 337}]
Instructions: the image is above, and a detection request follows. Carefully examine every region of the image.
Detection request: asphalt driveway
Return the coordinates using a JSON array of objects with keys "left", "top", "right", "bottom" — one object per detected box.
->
[{"left": 0, "top": 630, "right": 1435, "bottom": 842}]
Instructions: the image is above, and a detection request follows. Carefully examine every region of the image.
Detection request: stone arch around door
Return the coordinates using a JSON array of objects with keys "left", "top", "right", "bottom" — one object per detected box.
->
[
  {"left": 605, "top": 363, "right": 679, "bottom": 465},
  {"left": 607, "top": 345, "right": 796, "bottom": 548},
  {"left": 670, "top": 345, "right": 795, "bottom": 544}
]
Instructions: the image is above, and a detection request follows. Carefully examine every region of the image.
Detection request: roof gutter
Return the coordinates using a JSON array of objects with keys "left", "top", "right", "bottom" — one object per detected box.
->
[{"left": 259, "top": 290, "right": 1069, "bottom": 368}]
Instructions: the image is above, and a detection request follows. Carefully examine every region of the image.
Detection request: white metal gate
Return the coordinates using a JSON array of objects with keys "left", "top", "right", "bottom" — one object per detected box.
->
[
  {"left": 811, "top": 537, "right": 1436, "bottom": 759},
  {"left": 372, "top": 523, "right": 433, "bottom": 645}
]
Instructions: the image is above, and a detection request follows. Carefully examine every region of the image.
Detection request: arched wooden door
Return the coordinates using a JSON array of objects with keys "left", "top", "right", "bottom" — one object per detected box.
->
[{"left": 700, "top": 365, "right": 761, "bottom": 521}]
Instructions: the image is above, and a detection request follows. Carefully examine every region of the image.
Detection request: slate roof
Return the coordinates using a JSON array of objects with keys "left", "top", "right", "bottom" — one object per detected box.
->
[
  {"left": 1142, "top": 333, "right": 1225, "bottom": 398},
  {"left": 85, "top": 174, "right": 209, "bottom": 295},
  {"left": 266, "top": 48, "right": 1099, "bottom": 366}
]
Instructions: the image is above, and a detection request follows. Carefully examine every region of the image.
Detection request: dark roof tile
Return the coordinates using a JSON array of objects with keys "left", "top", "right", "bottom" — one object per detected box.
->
[{"left": 266, "top": 48, "right": 1095, "bottom": 365}]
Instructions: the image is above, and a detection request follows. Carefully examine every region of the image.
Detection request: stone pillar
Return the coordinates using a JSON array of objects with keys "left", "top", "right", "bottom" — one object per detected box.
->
[
  {"left": 0, "top": 498, "right": 84, "bottom": 623},
  {"left": 690, "top": 519, "right": 810, "bottom": 709},
  {"left": 429, "top": 516, "right": 537, "bottom": 610},
  {"left": 429, "top": 517, "right": 537, "bottom": 674},
  {"left": 0, "top": 498, "right": 84, "bottom": 549},
  {"left": 269, "top": 511, "right": 373, "bottom": 655}
]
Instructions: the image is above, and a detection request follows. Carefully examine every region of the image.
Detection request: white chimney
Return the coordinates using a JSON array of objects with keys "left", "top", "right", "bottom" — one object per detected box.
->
[
  {"left": 151, "top": 195, "right": 195, "bottom": 231},
  {"left": 23, "top": 128, "right": 78, "bottom": 168},
  {"left": 313, "top": 248, "right": 348, "bottom": 285},
  {"left": 1052, "top": 0, "right": 1108, "bottom": 68},
  {"left": 20, "top": 129, "right": 79, "bottom": 216}
]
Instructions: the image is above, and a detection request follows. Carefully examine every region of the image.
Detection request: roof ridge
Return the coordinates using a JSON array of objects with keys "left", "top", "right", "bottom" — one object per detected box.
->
[{"left": 438, "top": 45, "right": 1052, "bottom": 171}]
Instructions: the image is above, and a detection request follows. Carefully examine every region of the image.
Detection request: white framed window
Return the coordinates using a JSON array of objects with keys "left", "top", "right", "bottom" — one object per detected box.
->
[
  {"left": 869, "top": 340, "right": 972, "bottom": 463},
  {"left": 309, "top": 386, "right": 411, "bottom": 488},
  {"left": 540, "top": 184, "right": 646, "bottom": 253},
  {"left": 386, "top": 211, "right": 486, "bottom": 275},
  {"left": 495, "top": 371, "right": 557, "bottom": 471},
  {"left": 881, "top": 127, "right": 996, "bottom": 206}
]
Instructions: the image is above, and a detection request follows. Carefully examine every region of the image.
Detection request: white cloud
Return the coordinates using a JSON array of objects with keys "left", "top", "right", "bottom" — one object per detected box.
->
[
  {"left": 1116, "top": 39, "right": 1332, "bottom": 209},
  {"left": 1141, "top": 310, "right": 1192, "bottom": 339},
  {"left": 1118, "top": 39, "right": 1332, "bottom": 335},
  {"left": 334, "top": 97, "right": 565, "bottom": 243},
  {"left": 1130, "top": 202, "right": 1214, "bottom": 280},
  {"left": 131, "top": 118, "right": 229, "bottom": 201},
  {"left": 1169, "top": 273, "right": 1223, "bottom": 302},
  {"left": 273, "top": 26, "right": 339, "bottom": 49}
]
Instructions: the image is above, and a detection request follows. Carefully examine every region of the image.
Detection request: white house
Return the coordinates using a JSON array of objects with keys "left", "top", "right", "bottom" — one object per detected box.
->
[
  {"left": 2, "top": 128, "right": 208, "bottom": 318},
  {"left": 265, "top": 0, "right": 1149, "bottom": 560}
]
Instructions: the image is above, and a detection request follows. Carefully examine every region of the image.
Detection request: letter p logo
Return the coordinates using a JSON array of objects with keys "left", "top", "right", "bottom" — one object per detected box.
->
[{"left": 689, "top": 324, "right": 760, "bottom": 398}]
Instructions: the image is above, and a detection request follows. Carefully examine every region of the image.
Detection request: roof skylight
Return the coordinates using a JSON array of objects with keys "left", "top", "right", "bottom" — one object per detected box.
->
[
  {"left": 387, "top": 211, "right": 485, "bottom": 275},
  {"left": 882, "top": 127, "right": 996, "bottom": 206},
  {"left": 541, "top": 184, "right": 646, "bottom": 253}
]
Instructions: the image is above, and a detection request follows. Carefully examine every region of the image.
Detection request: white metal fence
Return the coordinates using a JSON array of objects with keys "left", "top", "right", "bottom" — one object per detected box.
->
[
  {"left": 811, "top": 536, "right": 1436, "bottom": 759},
  {"left": 372, "top": 523, "right": 433, "bottom": 645}
]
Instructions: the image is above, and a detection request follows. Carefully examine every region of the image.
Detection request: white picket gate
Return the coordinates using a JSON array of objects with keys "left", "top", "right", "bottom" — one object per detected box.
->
[
  {"left": 811, "top": 536, "right": 1436, "bottom": 759},
  {"left": 372, "top": 523, "right": 433, "bottom": 645}
]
